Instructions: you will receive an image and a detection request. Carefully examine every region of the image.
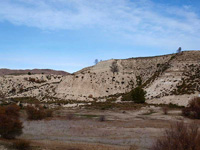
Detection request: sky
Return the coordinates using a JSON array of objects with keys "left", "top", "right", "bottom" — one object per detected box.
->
[{"left": 0, "top": 0, "right": 200, "bottom": 73}]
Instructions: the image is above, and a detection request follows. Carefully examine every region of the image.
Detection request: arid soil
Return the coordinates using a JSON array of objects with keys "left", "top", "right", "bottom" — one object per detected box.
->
[
  {"left": 1, "top": 105, "right": 199, "bottom": 150},
  {"left": 18, "top": 106, "right": 198, "bottom": 150}
]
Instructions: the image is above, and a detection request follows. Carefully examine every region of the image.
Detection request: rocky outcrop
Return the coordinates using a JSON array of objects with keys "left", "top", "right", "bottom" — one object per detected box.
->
[{"left": 55, "top": 54, "right": 174, "bottom": 100}]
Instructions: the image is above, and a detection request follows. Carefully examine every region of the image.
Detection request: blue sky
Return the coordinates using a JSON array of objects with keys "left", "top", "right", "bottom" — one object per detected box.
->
[{"left": 0, "top": 0, "right": 200, "bottom": 73}]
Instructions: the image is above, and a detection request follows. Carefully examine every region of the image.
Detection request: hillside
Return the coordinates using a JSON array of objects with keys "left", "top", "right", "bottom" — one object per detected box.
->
[
  {"left": 0, "top": 51, "right": 199, "bottom": 106},
  {"left": 0, "top": 69, "right": 69, "bottom": 76}
]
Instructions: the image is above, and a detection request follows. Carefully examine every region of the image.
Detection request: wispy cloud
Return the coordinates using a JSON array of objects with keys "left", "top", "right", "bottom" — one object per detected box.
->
[{"left": 0, "top": 0, "right": 200, "bottom": 48}]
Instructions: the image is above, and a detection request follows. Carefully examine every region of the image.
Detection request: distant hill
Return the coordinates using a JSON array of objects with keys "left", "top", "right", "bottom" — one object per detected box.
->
[{"left": 0, "top": 69, "right": 70, "bottom": 76}]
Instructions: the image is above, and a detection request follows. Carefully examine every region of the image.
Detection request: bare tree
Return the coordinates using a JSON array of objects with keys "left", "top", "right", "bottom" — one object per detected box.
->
[
  {"left": 110, "top": 61, "right": 119, "bottom": 75},
  {"left": 94, "top": 59, "right": 99, "bottom": 65}
]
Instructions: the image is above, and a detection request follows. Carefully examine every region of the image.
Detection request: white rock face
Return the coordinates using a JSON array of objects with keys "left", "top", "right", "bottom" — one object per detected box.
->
[
  {"left": 0, "top": 74, "right": 62, "bottom": 100},
  {"left": 0, "top": 51, "right": 200, "bottom": 106},
  {"left": 55, "top": 54, "right": 174, "bottom": 100}
]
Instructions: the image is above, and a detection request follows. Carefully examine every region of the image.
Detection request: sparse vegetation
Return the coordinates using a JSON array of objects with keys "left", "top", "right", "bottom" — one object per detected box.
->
[
  {"left": 136, "top": 76, "right": 142, "bottom": 86},
  {"left": 11, "top": 97, "right": 40, "bottom": 104},
  {"left": 98, "top": 115, "right": 105, "bottom": 122},
  {"left": 171, "top": 64, "right": 200, "bottom": 95},
  {"left": 0, "top": 104, "right": 23, "bottom": 139},
  {"left": 87, "top": 101, "right": 146, "bottom": 110},
  {"left": 66, "top": 113, "right": 75, "bottom": 120},
  {"left": 24, "top": 77, "right": 46, "bottom": 83},
  {"left": 110, "top": 61, "right": 119, "bottom": 75},
  {"left": 162, "top": 107, "right": 169, "bottom": 115},
  {"left": 13, "top": 139, "right": 31, "bottom": 150},
  {"left": 182, "top": 97, "right": 200, "bottom": 119},
  {"left": 26, "top": 105, "right": 53, "bottom": 120},
  {"left": 141, "top": 109, "right": 155, "bottom": 115},
  {"left": 151, "top": 122, "right": 200, "bottom": 150}
]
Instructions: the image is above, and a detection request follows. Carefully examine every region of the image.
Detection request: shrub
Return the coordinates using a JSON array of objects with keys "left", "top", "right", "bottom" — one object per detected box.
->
[
  {"left": 122, "top": 92, "right": 133, "bottom": 101},
  {"left": 66, "top": 114, "right": 74, "bottom": 120},
  {"left": 122, "top": 87, "right": 146, "bottom": 103},
  {"left": 45, "top": 109, "right": 53, "bottom": 118},
  {"left": 162, "top": 107, "right": 169, "bottom": 115},
  {"left": 131, "top": 87, "right": 146, "bottom": 103},
  {"left": 88, "top": 94, "right": 93, "bottom": 98},
  {"left": 26, "top": 106, "right": 44, "bottom": 120},
  {"left": 151, "top": 122, "right": 200, "bottom": 150},
  {"left": 98, "top": 115, "right": 105, "bottom": 122},
  {"left": 0, "top": 105, "right": 23, "bottom": 139},
  {"left": 182, "top": 97, "right": 200, "bottom": 119},
  {"left": 26, "top": 106, "right": 53, "bottom": 120},
  {"left": 5, "top": 104, "right": 20, "bottom": 118},
  {"left": 13, "top": 139, "right": 30, "bottom": 150}
]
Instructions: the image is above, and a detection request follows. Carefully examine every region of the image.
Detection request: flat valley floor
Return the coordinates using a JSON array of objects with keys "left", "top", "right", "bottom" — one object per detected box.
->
[{"left": 0, "top": 105, "right": 199, "bottom": 150}]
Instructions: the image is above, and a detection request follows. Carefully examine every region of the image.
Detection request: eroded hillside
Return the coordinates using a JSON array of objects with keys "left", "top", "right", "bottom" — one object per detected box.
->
[{"left": 0, "top": 51, "right": 199, "bottom": 106}]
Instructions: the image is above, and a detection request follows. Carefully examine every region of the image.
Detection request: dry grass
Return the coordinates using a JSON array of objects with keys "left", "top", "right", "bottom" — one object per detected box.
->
[
  {"left": 12, "top": 139, "right": 31, "bottom": 150},
  {"left": 0, "top": 104, "right": 23, "bottom": 139},
  {"left": 26, "top": 106, "right": 53, "bottom": 120},
  {"left": 31, "top": 140, "right": 129, "bottom": 150},
  {"left": 151, "top": 121, "right": 200, "bottom": 150},
  {"left": 182, "top": 97, "right": 200, "bottom": 119}
]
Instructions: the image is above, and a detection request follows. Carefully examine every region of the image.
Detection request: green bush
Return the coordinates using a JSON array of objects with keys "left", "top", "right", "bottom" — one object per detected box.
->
[
  {"left": 122, "top": 91, "right": 133, "bottom": 101},
  {"left": 131, "top": 87, "right": 146, "bottom": 103},
  {"left": 122, "top": 87, "right": 146, "bottom": 103}
]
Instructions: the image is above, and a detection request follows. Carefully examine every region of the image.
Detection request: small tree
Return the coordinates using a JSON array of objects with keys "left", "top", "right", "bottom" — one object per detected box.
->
[
  {"left": 94, "top": 59, "right": 99, "bottom": 65},
  {"left": 0, "top": 105, "right": 23, "bottom": 139},
  {"left": 177, "top": 47, "right": 182, "bottom": 53},
  {"left": 110, "top": 61, "right": 119, "bottom": 75},
  {"left": 131, "top": 87, "right": 146, "bottom": 103}
]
